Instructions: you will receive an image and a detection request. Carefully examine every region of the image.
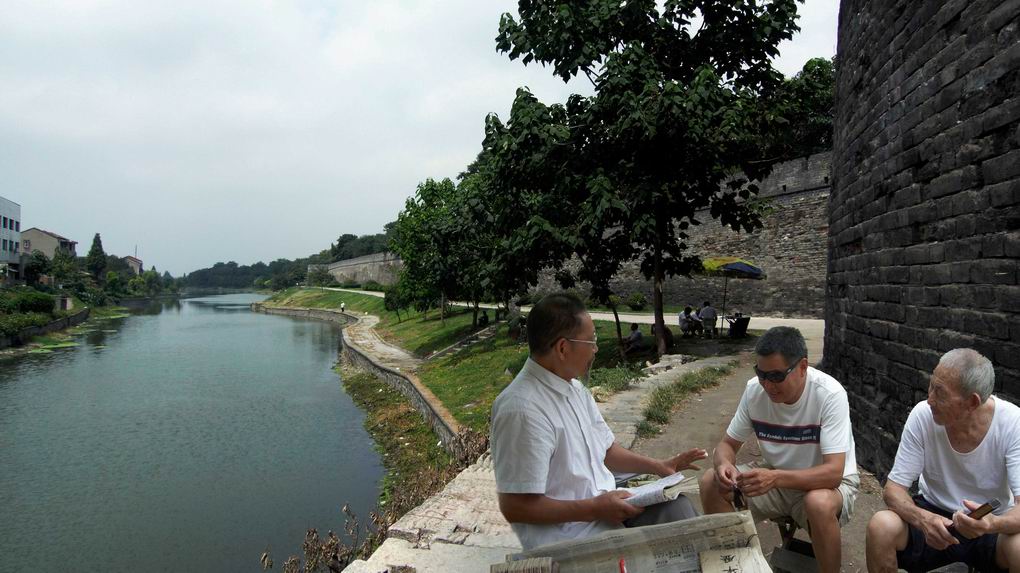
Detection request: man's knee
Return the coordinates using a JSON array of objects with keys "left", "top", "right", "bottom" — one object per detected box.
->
[
  {"left": 998, "top": 532, "right": 1020, "bottom": 569},
  {"left": 803, "top": 489, "right": 841, "bottom": 524},
  {"left": 867, "top": 510, "right": 907, "bottom": 550},
  {"left": 699, "top": 469, "right": 716, "bottom": 494}
]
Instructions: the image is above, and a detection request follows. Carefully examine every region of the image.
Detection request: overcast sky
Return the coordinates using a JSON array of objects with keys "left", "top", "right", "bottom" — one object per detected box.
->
[{"left": 1, "top": 1, "right": 837, "bottom": 276}]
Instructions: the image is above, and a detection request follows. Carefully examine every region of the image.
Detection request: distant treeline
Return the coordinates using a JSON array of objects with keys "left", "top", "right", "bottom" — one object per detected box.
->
[{"left": 183, "top": 224, "right": 394, "bottom": 290}]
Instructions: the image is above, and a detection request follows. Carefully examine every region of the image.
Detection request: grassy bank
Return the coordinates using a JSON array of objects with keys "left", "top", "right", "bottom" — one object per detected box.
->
[{"left": 265, "top": 288, "right": 481, "bottom": 357}]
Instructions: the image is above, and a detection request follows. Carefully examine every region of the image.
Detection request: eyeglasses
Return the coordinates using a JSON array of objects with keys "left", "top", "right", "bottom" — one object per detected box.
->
[
  {"left": 565, "top": 334, "right": 598, "bottom": 346},
  {"left": 754, "top": 359, "right": 801, "bottom": 383}
]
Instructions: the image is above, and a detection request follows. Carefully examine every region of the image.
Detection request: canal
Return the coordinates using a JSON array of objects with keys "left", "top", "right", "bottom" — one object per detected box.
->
[{"left": 0, "top": 293, "right": 384, "bottom": 572}]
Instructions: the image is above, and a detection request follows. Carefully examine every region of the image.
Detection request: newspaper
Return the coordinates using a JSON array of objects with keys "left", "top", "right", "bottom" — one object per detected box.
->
[
  {"left": 504, "top": 511, "right": 769, "bottom": 573},
  {"left": 618, "top": 472, "right": 699, "bottom": 507},
  {"left": 700, "top": 547, "right": 772, "bottom": 573}
]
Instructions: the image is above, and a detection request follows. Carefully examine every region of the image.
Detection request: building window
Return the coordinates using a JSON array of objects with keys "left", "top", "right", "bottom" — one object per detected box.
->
[
  {"left": 14, "top": 242, "right": 18, "bottom": 252},
  {"left": 14, "top": 221, "right": 19, "bottom": 231},
  {"left": 2, "top": 239, "right": 7, "bottom": 251},
  {"left": 2, "top": 217, "right": 6, "bottom": 229},
  {"left": 23, "top": 239, "right": 30, "bottom": 251}
]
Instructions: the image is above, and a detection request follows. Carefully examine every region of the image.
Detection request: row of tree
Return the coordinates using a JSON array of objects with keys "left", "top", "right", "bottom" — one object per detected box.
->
[
  {"left": 389, "top": 1, "right": 834, "bottom": 354},
  {"left": 22, "top": 233, "right": 178, "bottom": 304}
]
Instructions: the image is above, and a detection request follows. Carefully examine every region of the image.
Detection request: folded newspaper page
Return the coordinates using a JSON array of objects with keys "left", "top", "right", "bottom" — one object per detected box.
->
[
  {"left": 503, "top": 511, "right": 769, "bottom": 573},
  {"left": 700, "top": 547, "right": 772, "bottom": 573},
  {"left": 618, "top": 472, "right": 699, "bottom": 507}
]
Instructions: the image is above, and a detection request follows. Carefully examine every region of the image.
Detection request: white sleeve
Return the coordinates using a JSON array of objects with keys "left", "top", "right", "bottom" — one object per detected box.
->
[
  {"left": 887, "top": 404, "right": 926, "bottom": 489},
  {"left": 820, "top": 389, "right": 853, "bottom": 455},
  {"left": 725, "top": 383, "right": 754, "bottom": 443},
  {"left": 1005, "top": 410, "right": 1020, "bottom": 499},
  {"left": 491, "top": 404, "right": 555, "bottom": 494},
  {"left": 585, "top": 389, "right": 616, "bottom": 453}
]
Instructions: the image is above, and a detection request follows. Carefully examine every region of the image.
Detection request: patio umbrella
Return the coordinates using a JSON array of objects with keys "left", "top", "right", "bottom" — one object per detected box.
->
[{"left": 699, "top": 257, "right": 767, "bottom": 315}]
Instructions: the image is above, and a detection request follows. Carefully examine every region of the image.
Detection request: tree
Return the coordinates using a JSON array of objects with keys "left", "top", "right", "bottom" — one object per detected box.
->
[
  {"left": 51, "top": 248, "right": 78, "bottom": 286},
  {"left": 768, "top": 57, "right": 835, "bottom": 159},
  {"left": 307, "top": 266, "right": 333, "bottom": 287},
  {"left": 85, "top": 233, "right": 107, "bottom": 281},
  {"left": 24, "top": 251, "right": 51, "bottom": 285},
  {"left": 106, "top": 271, "right": 125, "bottom": 294},
  {"left": 495, "top": 0, "right": 800, "bottom": 354}
]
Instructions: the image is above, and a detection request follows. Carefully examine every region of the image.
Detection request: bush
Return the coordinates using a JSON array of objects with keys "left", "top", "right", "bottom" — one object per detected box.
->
[
  {"left": 0, "top": 288, "right": 56, "bottom": 314},
  {"left": 362, "top": 280, "right": 384, "bottom": 292},
  {"left": 340, "top": 280, "right": 362, "bottom": 289},
  {"left": 0, "top": 312, "right": 52, "bottom": 336},
  {"left": 625, "top": 292, "right": 647, "bottom": 311},
  {"left": 514, "top": 293, "right": 532, "bottom": 306}
]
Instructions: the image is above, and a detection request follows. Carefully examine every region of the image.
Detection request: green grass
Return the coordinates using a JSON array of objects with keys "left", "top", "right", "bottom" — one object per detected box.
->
[
  {"left": 638, "top": 361, "right": 739, "bottom": 436},
  {"left": 265, "top": 288, "right": 483, "bottom": 357}
]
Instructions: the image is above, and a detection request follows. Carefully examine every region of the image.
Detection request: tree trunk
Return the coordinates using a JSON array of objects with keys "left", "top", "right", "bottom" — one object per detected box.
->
[
  {"left": 472, "top": 300, "right": 479, "bottom": 329},
  {"left": 610, "top": 299, "right": 626, "bottom": 362},
  {"left": 653, "top": 244, "right": 666, "bottom": 357},
  {"left": 441, "top": 292, "right": 446, "bottom": 325}
]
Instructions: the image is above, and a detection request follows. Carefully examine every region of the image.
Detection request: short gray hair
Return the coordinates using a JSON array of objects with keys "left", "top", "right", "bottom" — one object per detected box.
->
[
  {"left": 939, "top": 348, "right": 995, "bottom": 402},
  {"left": 755, "top": 326, "right": 807, "bottom": 367}
]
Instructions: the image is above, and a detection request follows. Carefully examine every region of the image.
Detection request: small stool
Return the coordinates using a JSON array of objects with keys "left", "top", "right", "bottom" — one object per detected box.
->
[{"left": 768, "top": 517, "right": 819, "bottom": 573}]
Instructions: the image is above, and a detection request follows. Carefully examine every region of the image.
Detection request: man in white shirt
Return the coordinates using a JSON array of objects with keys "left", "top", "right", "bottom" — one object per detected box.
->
[
  {"left": 866, "top": 349, "right": 1020, "bottom": 573},
  {"left": 491, "top": 292, "right": 707, "bottom": 550},
  {"left": 698, "top": 301, "right": 718, "bottom": 338},
  {"left": 699, "top": 326, "right": 859, "bottom": 573}
]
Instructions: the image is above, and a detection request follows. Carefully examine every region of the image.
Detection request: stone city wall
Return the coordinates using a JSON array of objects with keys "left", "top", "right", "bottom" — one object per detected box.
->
[
  {"left": 310, "top": 252, "right": 402, "bottom": 286},
  {"left": 825, "top": 0, "right": 1020, "bottom": 476}
]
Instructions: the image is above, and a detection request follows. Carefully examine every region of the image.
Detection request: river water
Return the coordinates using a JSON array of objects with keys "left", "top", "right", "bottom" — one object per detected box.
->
[{"left": 0, "top": 293, "right": 384, "bottom": 572}]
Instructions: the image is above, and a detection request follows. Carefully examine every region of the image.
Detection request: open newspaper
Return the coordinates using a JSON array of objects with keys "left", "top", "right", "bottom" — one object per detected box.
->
[
  {"left": 501, "top": 511, "right": 770, "bottom": 573},
  {"left": 617, "top": 471, "right": 699, "bottom": 507}
]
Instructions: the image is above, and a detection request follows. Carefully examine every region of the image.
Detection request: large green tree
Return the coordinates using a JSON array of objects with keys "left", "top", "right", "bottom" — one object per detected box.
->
[
  {"left": 495, "top": 0, "right": 801, "bottom": 354},
  {"left": 85, "top": 233, "right": 107, "bottom": 281}
]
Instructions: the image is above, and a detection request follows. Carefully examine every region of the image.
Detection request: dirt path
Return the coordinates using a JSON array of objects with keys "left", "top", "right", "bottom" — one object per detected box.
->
[{"left": 633, "top": 351, "right": 886, "bottom": 573}]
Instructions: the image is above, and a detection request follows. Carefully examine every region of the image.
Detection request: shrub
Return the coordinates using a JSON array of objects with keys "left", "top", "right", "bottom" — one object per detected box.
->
[
  {"left": 13, "top": 291, "right": 55, "bottom": 314},
  {"left": 340, "top": 280, "right": 361, "bottom": 289},
  {"left": 0, "top": 312, "right": 52, "bottom": 336},
  {"left": 625, "top": 292, "right": 647, "bottom": 311},
  {"left": 362, "top": 280, "right": 384, "bottom": 292}
]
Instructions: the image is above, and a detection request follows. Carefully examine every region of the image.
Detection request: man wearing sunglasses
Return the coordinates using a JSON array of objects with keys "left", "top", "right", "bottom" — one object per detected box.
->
[
  {"left": 698, "top": 326, "right": 859, "bottom": 573},
  {"left": 491, "top": 292, "right": 707, "bottom": 550}
]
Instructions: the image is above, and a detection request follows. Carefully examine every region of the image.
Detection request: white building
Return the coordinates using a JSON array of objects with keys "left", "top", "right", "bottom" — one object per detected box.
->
[{"left": 0, "top": 196, "right": 22, "bottom": 279}]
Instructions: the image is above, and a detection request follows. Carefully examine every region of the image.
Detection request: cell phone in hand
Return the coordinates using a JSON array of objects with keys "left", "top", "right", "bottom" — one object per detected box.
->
[{"left": 967, "top": 499, "right": 1001, "bottom": 520}]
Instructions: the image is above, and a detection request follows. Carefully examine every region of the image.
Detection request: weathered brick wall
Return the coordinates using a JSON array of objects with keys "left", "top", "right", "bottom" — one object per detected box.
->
[
  {"left": 535, "top": 152, "right": 833, "bottom": 318},
  {"left": 309, "top": 252, "right": 403, "bottom": 286},
  {"left": 826, "top": 0, "right": 1020, "bottom": 477}
]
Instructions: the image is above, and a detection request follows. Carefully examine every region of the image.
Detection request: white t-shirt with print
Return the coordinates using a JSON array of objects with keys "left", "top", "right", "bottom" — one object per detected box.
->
[
  {"left": 727, "top": 366, "right": 858, "bottom": 477},
  {"left": 491, "top": 358, "right": 619, "bottom": 550},
  {"left": 887, "top": 398, "right": 1020, "bottom": 515}
]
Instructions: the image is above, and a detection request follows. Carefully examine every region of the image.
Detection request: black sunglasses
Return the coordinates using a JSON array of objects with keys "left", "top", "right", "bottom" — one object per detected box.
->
[{"left": 754, "top": 359, "right": 802, "bottom": 383}]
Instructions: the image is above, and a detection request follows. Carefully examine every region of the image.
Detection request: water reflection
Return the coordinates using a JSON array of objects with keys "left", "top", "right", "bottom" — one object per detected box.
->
[{"left": 0, "top": 293, "right": 384, "bottom": 572}]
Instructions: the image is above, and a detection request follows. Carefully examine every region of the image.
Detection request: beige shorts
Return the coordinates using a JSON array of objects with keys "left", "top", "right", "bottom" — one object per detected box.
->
[{"left": 736, "top": 463, "right": 859, "bottom": 532}]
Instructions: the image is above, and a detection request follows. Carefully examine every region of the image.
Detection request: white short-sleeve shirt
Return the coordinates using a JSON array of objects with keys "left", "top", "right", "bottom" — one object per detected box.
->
[
  {"left": 726, "top": 366, "right": 858, "bottom": 477},
  {"left": 490, "top": 358, "right": 619, "bottom": 550},
  {"left": 887, "top": 398, "right": 1020, "bottom": 514}
]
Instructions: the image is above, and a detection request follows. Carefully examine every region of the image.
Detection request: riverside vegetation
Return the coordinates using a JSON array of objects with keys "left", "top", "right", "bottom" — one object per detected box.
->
[{"left": 261, "top": 288, "right": 752, "bottom": 571}]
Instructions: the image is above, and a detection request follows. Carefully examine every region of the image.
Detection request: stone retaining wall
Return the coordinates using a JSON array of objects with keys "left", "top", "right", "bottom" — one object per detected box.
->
[
  {"left": 826, "top": 0, "right": 1020, "bottom": 477},
  {"left": 0, "top": 307, "right": 91, "bottom": 349},
  {"left": 251, "top": 303, "right": 462, "bottom": 455},
  {"left": 339, "top": 340, "right": 460, "bottom": 452}
]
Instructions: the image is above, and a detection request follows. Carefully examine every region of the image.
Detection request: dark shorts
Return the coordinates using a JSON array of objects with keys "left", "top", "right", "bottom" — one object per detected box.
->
[{"left": 897, "top": 495, "right": 1005, "bottom": 573}]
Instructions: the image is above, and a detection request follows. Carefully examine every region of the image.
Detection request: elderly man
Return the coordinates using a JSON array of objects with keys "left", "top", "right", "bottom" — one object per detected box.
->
[
  {"left": 866, "top": 349, "right": 1020, "bottom": 573},
  {"left": 491, "top": 292, "right": 706, "bottom": 550},
  {"left": 699, "top": 326, "right": 859, "bottom": 573}
]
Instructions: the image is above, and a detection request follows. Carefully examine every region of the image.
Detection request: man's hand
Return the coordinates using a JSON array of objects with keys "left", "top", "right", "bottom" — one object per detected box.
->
[
  {"left": 735, "top": 468, "right": 778, "bottom": 497},
  {"left": 714, "top": 462, "right": 740, "bottom": 491},
  {"left": 658, "top": 448, "right": 708, "bottom": 476},
  {"left": 952, "top": 500, "right": 995, "bottom": 540},
  {"left": 918, "top": 510, "right": 959, "bottom": 550},
  {"left": 591, "top": 491, "right": 644, "bottom": 523}
]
